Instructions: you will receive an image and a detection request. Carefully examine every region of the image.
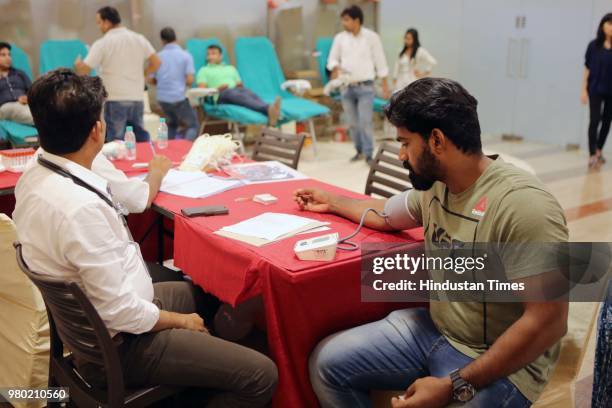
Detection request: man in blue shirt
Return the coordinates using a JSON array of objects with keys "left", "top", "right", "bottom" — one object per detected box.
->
[
  {"left": 0, "top": 42, "right": 34, "bottom": 125},
  {"left": 152, "top": 28, "right": 199, "bottom": 140}
]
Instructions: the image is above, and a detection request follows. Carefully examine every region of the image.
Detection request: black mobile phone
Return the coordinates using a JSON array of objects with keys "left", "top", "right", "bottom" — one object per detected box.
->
[{"left": 181, "top": 205, "right": 229, "bottom": 217}]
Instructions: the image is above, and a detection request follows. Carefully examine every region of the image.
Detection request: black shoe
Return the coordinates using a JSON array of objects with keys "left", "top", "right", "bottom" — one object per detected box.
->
[
  {"left": 366, "top": 157, "right": 374, "bottom": 166},
  {"left": 350, "top": 153, "right": 363, "bottom": 162}
]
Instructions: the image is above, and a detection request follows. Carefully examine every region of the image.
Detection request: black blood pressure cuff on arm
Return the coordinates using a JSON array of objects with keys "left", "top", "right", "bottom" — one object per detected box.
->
[{"left": 383, "top": 190, "right": 420, "bottom": 230}]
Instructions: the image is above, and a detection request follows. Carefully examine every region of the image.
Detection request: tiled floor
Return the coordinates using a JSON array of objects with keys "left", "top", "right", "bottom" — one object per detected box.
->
[{"left": 291, "top": 134, "right": 609, "bottom": 407}]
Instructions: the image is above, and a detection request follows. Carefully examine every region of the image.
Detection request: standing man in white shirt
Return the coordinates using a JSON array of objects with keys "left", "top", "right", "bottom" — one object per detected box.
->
[
  {"left": 328, "top": 5, "right": 390, "bottom": 165},
  {"left": 14, "top": 69, "right": 278, "bottom": 407},
  {"left": 75, "top": 6, "right": 161, "bottom": 142}
]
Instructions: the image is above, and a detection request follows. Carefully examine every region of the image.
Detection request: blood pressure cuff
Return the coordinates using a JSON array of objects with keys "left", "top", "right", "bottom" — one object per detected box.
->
[{"left": 383, "top": 190, "right": 420, "bottom": 230}]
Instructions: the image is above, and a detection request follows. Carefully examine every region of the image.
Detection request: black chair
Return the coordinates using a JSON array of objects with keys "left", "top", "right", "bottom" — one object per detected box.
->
[
  {"left": 13, "top": 242, "right": 184, "bottom": 408},
  {"left": 251, "top": 127, "right": 306, "bottom": 169},
  {"left": 364, "top": 142, "right": 411, "bottom": 198}
]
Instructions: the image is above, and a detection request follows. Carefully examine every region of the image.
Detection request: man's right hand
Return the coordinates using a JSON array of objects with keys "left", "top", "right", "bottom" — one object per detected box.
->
[
  {"left": 148, "top": 155, "right": 172, "bottom": 178},
  {"left": 293, "top": 188, "right": 336, "bottom": 213}
]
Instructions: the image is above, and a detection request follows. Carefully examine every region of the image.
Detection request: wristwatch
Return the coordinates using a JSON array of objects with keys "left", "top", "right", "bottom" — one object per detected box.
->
[{"left": 449, "top": 369, "right": 476, "bottom": 403}]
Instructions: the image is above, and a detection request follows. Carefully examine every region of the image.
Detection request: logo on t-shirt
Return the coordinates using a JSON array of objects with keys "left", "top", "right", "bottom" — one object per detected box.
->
[{"left": 471, "top": 196, "right": 488, "bottom": 217}]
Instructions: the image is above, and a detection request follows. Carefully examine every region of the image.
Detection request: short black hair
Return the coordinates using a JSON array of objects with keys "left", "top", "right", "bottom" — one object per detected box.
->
[
  {"left": 385, "top": 78, "right": 482, "bottom": 154},
  {"left": 0, "top": 42, "right": 11, "bottom": 52},
  {"left": 97, "top": 6, "right": 121, "bottom": 25},
  {"left": 160, "top": 27, "right": 176, "bottom": 43},
  {"left": 207, "top": 44, "right": 222, "bottom": 54},
  {"left": 28, "top": 69, "right": 107, "bottom": 155},
  {"left": 341, "top": 5, "right": 363, "bottom": 24}
]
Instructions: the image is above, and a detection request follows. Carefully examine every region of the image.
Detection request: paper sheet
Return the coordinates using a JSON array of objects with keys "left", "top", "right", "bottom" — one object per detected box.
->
[
  {"left": 160, "top": 169, "right": 243, "bottom": 198},
  {"left": 220, "top": 212, "right": 324, "bottom": 241},
  {"left": 222, "top": 161, "right": 308, "bottom": 185},
  {"left": 215, "top": 213, "right": 329, "bottom": 246}
]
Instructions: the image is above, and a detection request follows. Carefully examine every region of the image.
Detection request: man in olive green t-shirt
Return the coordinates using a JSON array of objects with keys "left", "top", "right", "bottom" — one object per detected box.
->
[
  {"left": 196, "top": 45, "right": 281, "bottom": 126},
  {"left": 297, "top": 78, "right": 568, "bottom": 407}
]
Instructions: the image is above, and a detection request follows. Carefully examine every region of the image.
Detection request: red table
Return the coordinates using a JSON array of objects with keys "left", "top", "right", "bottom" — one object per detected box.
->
[{"left": 159, "top": 178, "right": 423, "bottom": 407}]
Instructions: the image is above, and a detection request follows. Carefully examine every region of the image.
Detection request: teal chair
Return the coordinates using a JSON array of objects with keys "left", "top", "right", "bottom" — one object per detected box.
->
[
  {"left": 0, "top": 121, "right": 38, "bottom": 147},
  {"left": 186, "top": 38, "right": 270, "bottom": 126},
  {"left": 10, "top": 43, "right": 33, "bottom": 81},
  {"left": 315, "top": 37, "right": 388, "bottom": 113},
  {"left": 0, "top": 44, "right": 38, "bottom": 146},
  {"left": 39, "top": 39, "right": 91, "bottom": 75},
  {"left": 235, "top": 37, "right": 330, "bottom": 155}
]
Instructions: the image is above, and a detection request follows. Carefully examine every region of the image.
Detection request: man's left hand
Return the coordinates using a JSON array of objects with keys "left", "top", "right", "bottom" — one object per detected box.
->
[
  {"left": 391, "top": 376, "right": 453, "bottom": 408},
  {"left": 17, "top": 95, "right": 27, "bottom": 104}
]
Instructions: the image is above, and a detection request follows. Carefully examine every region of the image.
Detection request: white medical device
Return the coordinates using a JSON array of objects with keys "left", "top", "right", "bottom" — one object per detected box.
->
[
  {"left": 294, "top": 233, "right": 339, "bottom": 262},
  {"left": 293, "top": 208, "right": 391, "bottom": 262}
]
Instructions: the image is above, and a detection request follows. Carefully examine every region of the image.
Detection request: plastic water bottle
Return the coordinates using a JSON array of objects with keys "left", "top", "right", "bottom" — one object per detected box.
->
[
  {"left": 157, "top": 118, "right": 168, "bottom": 149},
  {"left": 125, "top": 126, "right": 137, "bottom": 160}
]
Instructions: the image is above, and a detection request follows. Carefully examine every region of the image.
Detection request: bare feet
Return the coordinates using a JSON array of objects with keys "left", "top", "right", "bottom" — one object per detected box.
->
[{"left": 268, "top": 97, "right": 281, "bottom": 127}]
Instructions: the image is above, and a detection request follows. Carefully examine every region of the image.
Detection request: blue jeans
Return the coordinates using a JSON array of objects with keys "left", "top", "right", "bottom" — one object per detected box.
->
[
  {"left": 341, "top": 82, "right": 375, "bottom": 158},
  {"left": 309, "top": 308, "right": 531, "bottom": 408},
  {"left": 158, "top": 98, "right": 199, "bottom": 141},
  {"left": 104, "top": 101, "right": 149, "bottom": 142},
  {"left": 218, "top": 87, "right": 269, "bottom": 116}
]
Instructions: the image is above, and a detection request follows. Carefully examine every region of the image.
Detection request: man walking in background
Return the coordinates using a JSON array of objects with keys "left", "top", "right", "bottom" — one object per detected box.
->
[
  {"left": 151, "top": 27, "right": 199, "bottom": 141},
  {"left": 328, "top": 5, "right": 390, "bottom": 165},
  {"left": 75, "top": 6, "right": 161, "bottom": 141}
]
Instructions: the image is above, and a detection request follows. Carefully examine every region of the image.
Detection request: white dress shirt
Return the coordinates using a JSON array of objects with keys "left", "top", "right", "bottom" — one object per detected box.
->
[
  {"left": 13, "top": 152, "right": 159, "bottom": 336},
  {"left": 84, "top": 27, "right": 156, "bottom": 101},
  {"left": 393, "top": 47, "right": 437, "bottom": 91},
  {"left": 32, "top": 148, "right": 149, "bottom": 214},
  {"left": 327, "top": 27, "right": 389, "bottom": 83}
]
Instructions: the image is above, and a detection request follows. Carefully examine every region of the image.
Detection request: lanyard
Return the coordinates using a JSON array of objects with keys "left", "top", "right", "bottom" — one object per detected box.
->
[
  {"left": 37, "top": 156, "right": 152, "bottom": 277},
  {"left": 37, "top": 156, "right": 132, "bottom": 239}
]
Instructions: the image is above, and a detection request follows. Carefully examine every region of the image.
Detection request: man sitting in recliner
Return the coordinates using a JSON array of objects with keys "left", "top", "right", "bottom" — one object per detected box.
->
[{"left": 196, "top": 45, "right": 281, "bottom": 126}]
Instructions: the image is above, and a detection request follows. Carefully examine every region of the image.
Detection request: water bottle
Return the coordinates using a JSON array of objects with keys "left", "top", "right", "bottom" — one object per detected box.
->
[
  {"left": 125, "top": 126, "right": 137, "bottom": 160},
  {"left": 157, "top": 118, "right": 168, "bottom": 149}
]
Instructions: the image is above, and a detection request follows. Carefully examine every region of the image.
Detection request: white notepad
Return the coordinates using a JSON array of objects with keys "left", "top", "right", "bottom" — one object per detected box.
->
[
  {"left": 160, "top": 169, "right": 243, "bottom": 198},
  {"left": 216, "top": 213, "right": 329, "bottom": 246}
]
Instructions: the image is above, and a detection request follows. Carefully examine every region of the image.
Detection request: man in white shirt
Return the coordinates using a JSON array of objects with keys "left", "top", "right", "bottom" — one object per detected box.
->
[
  {"left": 14, "top": 69, "right": 277, "bottom": 407},
  {"left": 75, "top": 6, "right": 161, "bottom": 142},
  {"left": 328, "top": 5, "right": 390, "bottom": 165}
]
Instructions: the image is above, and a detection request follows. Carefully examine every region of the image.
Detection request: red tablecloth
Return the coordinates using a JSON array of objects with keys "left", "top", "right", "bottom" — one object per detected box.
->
[
  {"left": 164, "top": 178, "right": 424, "bottom": 407},
  {"left": 0, "top": 171, "right": 19, "bottom": 192}
]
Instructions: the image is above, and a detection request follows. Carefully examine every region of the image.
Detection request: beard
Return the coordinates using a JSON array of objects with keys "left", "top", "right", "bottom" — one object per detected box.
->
[{"left": 403, "top": 147, "right": 441, "bottom": 191}]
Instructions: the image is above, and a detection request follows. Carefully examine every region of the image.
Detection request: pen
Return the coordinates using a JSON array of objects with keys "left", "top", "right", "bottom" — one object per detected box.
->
[
  {"left": 149, "top": 140, "right": 157, "bottom": 155},
  {"left": 234, "top": 196, "right": 253, "bottom": 202},
  {"left": 132, "top": 161, "right": 181, "bottom": 168}
]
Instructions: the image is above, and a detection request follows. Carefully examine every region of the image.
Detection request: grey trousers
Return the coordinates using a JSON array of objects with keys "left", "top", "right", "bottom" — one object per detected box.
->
[
  {"left": 0, "top": 101, "right": 34, "bottom": 125},
  {"left": 119, "top": 281, "right": 278, "bottom": 407}
]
